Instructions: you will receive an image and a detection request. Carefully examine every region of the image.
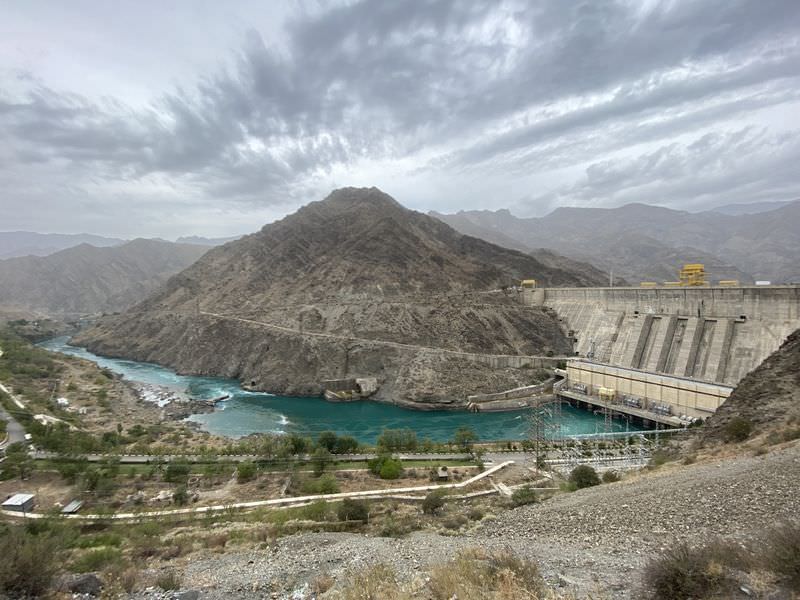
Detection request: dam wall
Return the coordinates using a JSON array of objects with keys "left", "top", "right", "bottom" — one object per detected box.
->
[{"left": 525, "top": 286, "right": 800, "bottom": 386}]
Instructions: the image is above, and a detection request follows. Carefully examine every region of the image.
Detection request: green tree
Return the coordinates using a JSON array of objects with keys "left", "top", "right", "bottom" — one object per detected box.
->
[
  {"left": 311, "top": 447, "right": 332, "bottom": 476},
  {"left": 453, "top": 427, "right": 478, "bottom": 451},
  {"left": 0, "top": 443, "right": 33, "bottom": 480},
  {"left": 367, "top": 454, "right": 403, "bottom": 480},
  {"left": 334, "top": 435, "right": 359, "bottom": 454},
  {"left": 317, "top": 431, "right": 338, "bottom": 452},
  {"left": 377, "top": 428, "right": 418, "bottom": 452}
]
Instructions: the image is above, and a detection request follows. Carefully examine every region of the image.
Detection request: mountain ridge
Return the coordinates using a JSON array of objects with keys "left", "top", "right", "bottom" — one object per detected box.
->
[{"left": 76, "top": 187, "right": 601, "bottom": 408}]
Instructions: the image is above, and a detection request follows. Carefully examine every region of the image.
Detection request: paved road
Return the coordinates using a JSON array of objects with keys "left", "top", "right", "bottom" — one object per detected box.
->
[
  {"left": 31, "top": 451, "right": 474, "bottom": 463},
  {"left": 199, "top": 311, "right": 569, "bottom": 362},
  {"left": 0, "top": 403, "right": 26, "bottom": 449}
]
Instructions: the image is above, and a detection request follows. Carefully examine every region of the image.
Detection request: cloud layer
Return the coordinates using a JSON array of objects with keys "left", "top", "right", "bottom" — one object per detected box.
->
[{"left": 1, "top": 0, "right": 799, "bottom": 236}]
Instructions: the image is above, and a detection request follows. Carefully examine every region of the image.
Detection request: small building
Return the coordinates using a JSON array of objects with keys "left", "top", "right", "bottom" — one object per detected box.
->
[
  {"left": 437, "top": 466, "right": 450, "bottom": 480},
  {"left": 61, "top": 499, "right": 84, "bottom": 514},
  {"left": 520, "top": 279, "right": 537, "bottom": 289},
  {"left": 2, "top": 493, "right": 35, "bottom": 513}
]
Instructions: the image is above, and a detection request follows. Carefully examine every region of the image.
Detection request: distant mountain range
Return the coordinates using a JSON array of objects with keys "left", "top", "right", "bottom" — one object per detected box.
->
[
  {"left": 0, "top": 231, "right": 125, "bottom": 259},
  {"left": 432, "top": 199, "right": 800, "bottom": 284},
  {"left": 175, "top": 235, "right": 243, "bottom": 246},
  {"left": 709, "top": 200, "right": 795, "bottom": 216},
  {"left": 0, "top": 239, "right": 209, "bottom": 317}
]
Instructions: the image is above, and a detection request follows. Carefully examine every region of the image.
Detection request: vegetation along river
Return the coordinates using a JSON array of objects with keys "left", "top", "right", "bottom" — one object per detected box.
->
[{"left": 39, "top": 337, "right": 640, "bottom": 445}]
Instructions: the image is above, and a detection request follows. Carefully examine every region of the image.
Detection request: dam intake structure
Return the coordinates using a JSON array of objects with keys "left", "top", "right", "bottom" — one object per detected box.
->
[
  {"left": 525, "top": 285, "right": 800, "bottom": 387},
  {"left": 520, "top": 284, "right": 800, "bottom": 426}
]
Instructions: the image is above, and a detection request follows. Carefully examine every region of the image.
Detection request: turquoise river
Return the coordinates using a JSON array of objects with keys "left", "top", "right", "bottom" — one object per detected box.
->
[{"left": 39, "top": 337, "right": 641, "bottom": 445}]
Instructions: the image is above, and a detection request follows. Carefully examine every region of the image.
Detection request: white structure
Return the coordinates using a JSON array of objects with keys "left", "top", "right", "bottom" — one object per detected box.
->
[{"left": 2, "top": 493, "right": 35, "bottom": 513}]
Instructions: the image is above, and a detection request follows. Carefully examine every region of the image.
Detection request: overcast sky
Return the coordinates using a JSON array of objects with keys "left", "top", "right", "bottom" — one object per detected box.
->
[{"left": 2, "top": 0, "right": 799, "bottom": 238}]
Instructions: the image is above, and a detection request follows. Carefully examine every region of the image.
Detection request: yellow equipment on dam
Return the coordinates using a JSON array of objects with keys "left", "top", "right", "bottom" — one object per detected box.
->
[
  {"left": 679, "top": 263, "right": 707, "bottom": 287},
  {"left": 520, "top": 279, "right": 537, "bottom": 289}
]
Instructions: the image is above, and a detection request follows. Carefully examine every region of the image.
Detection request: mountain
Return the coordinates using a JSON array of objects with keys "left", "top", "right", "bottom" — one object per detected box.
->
[
  {"left": 709, "top": 200, "right": 795, "bottom": 216},
  {"left": 0, "top": 239, "right": 209, "bottom": 316},
  {"left": 76, "top": 187, "right": 606, "bottom": 408},
  {"left": 175, "top": 235, "right": 243, "bottom": 246},
  {"left": 433, "top": 200, "right": 800, "bottom": 284},
  {"left": 0, "top": 231, "right": 125, "bottom": 259}
]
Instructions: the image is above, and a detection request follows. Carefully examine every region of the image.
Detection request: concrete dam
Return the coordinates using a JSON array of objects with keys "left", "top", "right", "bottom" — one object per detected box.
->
[{"left": 524, "top": 285, "right": 800, "bottom": 387}]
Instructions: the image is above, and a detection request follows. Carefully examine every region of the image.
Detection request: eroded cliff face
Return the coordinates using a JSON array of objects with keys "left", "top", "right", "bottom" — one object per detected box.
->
[{"left": 76, "top": 187, "right": 589, "bottom": 408}]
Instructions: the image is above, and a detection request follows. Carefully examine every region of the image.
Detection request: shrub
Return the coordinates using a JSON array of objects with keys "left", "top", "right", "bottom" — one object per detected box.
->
[
  {"left": 0, "top": 527, "right": 60, "bottom": 598},
  {"left": 156, "top": 570, "right": 181, "bottom": 591},
  {"left": 763, "top": 521, "right": 800, "bottom": 590},
  {"left": 236, "top": 461, "right": 257, "bottom": 483},
  {"left": 164, "top": 461, "right": 191, "bottom": 483},
  {"left": 338, "top": 498, "right": 369, "bottom": 522},
  {"left": 316, "top": 431, "right": 338, "bottom": 452},
  {"left": 642, "top": 541, "right": 730, "bottom": 599},
  {"left": 311, "top": 447, "right": 332, "bottom": 476},
  {"left": 422, "top": 489, "right": 447, "bottom": 515},
  {"left": 71, "top": 547, "right": 122, "bottom": 573},
  {"left": 336, "top": 564, "right": 404, "bottom": 600},
  {"left": 569, "top": 465, "right": 600, "bottom": 489},
  {"left": 172, "top": 485, "right": 189, "bottom": 506},
  {"left": 334, "top": 435, "right": 359, "bottom": 454},
  {"left": 368, "top": 454, "right": 403, "bottom": 480},
  {"left": 724, "top": 417, "right": 753, "bottom": 443},
  {"left": 453, "top": 427, "right": 478, "bottom": 451},
  {"left": 299, "top": 499, "right": 330, "bottom": 522},
  {"left": 511, "top": 485, "right": 538, "bottom": 507},
  {"left": 428, "top": 548, "right": 543, "bottom": 599},
  {"left": 301, "top": 473, "right": 340, "bottom": 495},
  {"left": 602, "top": 470, "right": 621, "bottom": 483},
  {"left": 377, "top": 428, "right": 418, "bottom": 452}
]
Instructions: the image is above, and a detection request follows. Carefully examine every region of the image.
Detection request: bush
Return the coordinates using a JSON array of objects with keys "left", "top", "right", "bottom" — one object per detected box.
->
[
  {"left": 236, "top": 461, "right": 257, "bottom": 483},
  {"left": 643, "top": 541, "right": 729, "bottom": 599},
  {"left": 334, "top": 435, "right": 359, "bottom": 454},
  {"left": 602, "top": 470, "right": 621, "bottom": 483},
  {"left": 310, "top": 447, "right": 332, "bottom": 476},
  {"left": 377, "top": 428, "right": 418, "bottom": 452},
  {"left": 299, "top": 499, "right": 330, "bottom": 522},
  {"left": 172, "top": 485, "right": 189, "bottom": 506},
  {"left": 725, "top": 417, "right": 754, "bottom": 443},
  {"left": 338, "top": 498, "right": 369, "bottom": 522},
  {"left": 763, "top": 521, "right": 800, "bottom": 590},
  {"left": 316, "top": 431, "right": 338, "bottom": 452},
  {"left": 428, "top": 548, "right": 543, "bottom": 599},
  {"left": 301, "top": 473, "right": 340, "bottom": 495},
  {"left": 156, "top": 570, "right": 181, "bottom": 591},
  {"left": 422, "top": 489, "right": 447, "bottom": 515},
  {"left": 164, "top": 461, "right": 191, "bottom": 483},
  {"left": 71, "top": 547, "right": 122, "bottom": 573},
  {"left": 511, "top": 485, "right": 538, "bottom": 507},
  {"left": 0, "top": 527, "right": 60, "bottom": 598},
  {"left": 453, "top": 427, "right": 478, "bottom": 451},
  {"left": 368, "top": 454, "right": 403, "bottom": 480},
  {"left": 569, "top": 465, "right": 600, "bottom": 489}
]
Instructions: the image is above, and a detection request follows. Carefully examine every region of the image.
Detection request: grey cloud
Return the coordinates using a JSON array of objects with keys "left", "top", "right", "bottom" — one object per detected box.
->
[{"left": 1, "top": 0, "right": 799, "bottom": 235}]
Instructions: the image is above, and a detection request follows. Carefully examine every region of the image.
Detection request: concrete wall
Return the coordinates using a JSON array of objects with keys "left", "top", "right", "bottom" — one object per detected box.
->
[
  {"left": 527, "top": 286, "right": 800, "bottom": 386},
  {"left": 566, "top": 359, "right": 733, "bottom": 419}
]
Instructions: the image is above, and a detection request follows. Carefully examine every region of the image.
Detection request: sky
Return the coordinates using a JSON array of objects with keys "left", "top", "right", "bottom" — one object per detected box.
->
[{"left": 1, "top": 0, "right": 799, "bottom": 238}]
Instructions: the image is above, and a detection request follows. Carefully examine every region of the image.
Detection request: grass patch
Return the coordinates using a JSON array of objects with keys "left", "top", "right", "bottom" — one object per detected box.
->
[{"left": 71, "top": 547, "right": 122, "bottom": 573}]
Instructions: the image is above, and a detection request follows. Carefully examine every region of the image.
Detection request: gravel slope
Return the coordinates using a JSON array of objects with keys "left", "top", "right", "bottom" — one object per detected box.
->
[{"left": 137, "top": 443, "right": 800, "bottom": 599}]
